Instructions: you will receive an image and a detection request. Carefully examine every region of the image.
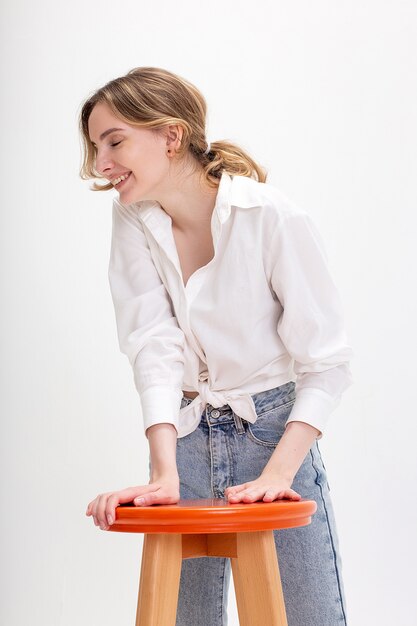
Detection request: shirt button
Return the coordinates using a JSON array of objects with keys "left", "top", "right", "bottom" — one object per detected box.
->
[{"left": 210, "top": 409, "right": 221, "bottom": 418}]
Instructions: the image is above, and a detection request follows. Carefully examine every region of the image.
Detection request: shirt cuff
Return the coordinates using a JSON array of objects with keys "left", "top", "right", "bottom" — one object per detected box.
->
[
  {"left": 284, "top": 387, "right": 342, "bottom": 440},
  {"left": 139, "top": 385, "right": 183, "bottom": 436}
]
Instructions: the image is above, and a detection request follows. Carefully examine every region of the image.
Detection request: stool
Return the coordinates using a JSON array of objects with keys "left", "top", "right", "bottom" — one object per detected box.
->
[{"left": 109, "top": 497, "right": 317, "bottom": 626}]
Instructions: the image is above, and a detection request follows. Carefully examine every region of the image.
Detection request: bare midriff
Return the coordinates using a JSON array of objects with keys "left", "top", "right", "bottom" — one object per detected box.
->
[{"left": 183, "top": 390, "right": 199, "bottom": 399}]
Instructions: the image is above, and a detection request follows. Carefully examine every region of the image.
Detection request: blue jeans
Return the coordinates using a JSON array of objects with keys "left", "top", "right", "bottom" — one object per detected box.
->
[{"left": 173, "top": 381, "right": 348, "bottom": 626}]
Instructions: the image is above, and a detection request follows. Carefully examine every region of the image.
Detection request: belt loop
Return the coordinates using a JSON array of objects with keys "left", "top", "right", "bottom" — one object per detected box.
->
[{"left": 233, "top": 412, "right": 245, "bottom": 434}]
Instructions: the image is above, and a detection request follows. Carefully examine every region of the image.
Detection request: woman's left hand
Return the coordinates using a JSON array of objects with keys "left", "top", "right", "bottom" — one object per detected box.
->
[{"left": 225, "top": 472, "right": 301, "bottom": 503}]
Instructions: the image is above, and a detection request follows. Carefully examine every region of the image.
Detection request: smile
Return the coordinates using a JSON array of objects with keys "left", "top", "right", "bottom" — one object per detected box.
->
[{"left": 112, "top": 172, "right": 132, "bottom": 187}]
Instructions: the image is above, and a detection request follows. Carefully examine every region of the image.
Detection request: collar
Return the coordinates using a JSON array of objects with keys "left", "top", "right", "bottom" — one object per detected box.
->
[{"left": 122, "top": 170, "right": 263, "bottom": 225}]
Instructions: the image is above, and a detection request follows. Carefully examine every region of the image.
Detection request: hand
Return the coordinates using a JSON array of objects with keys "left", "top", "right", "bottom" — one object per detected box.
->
[
  {"left": 224, "top": 472, "right": 301, "bottom": 504},
  {"left": 86, "top": 476, "right": 180, "bottom": 530}
]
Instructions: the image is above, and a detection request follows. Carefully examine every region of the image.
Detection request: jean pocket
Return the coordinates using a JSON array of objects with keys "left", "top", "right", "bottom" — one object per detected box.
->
[{"left": 246, "top": 397, "right": 296, "bottom": 447}]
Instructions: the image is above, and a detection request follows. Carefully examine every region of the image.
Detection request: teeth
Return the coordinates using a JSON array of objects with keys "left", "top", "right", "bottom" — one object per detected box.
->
[{"left": 112, "top": 172, "right": 130, "bottom": 186}]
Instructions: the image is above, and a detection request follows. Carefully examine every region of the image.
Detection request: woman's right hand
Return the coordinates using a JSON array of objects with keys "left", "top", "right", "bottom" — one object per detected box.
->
[{"left": 86, "top": 476, "right": 180, "bottom": 531}]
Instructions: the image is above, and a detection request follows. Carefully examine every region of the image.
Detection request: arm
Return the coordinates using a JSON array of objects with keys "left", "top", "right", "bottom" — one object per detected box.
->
[
  {"left": 262, "top": 421, "right": 320, "bottom": 481},
  {"left": 225, "top": 421, "right": 319, "bottom": 502},
  {"left": 226, "top": 209, "right": 353, "bottom": 503},
  {"left": 108, "top": 198, "right": 185, "bottom": 432},
  {"left": 147, "top": 423, "right": 179, "bottom": 481},
  {"left": 86, "top": 200, "right": 185, "bottom": 528},
  {"left": 270, "top": 209, "right": 354, "bottom": 439},
  {"left": 86, "top": 423, "right": 179, "bottom": 530}
]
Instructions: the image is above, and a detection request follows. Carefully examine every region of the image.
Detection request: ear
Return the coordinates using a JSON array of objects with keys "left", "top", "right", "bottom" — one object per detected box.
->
[{"left": 165, "top": 124, "right": 184, "bottom": 152}]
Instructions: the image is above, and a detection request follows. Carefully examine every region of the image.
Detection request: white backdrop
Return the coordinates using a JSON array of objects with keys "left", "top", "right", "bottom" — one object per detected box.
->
[{"left": 1, "top": 1, "right": 416, "bottom": 624}]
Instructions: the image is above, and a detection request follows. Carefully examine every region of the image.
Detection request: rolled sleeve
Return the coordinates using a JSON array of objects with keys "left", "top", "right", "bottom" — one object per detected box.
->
[
  {"left": 270, "top": 210, "right": 354, "bottom": 439},
  {"left": 139, "top": 385, "right": 183, "bottom": 433},
  {"left": 108, "top": 199, "right": 185, "bottom": 434}
]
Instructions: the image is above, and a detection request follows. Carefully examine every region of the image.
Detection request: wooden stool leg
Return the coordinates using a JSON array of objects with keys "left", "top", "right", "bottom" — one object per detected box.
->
[
  {"left": 136, "top": 533, "right": 182, "bottom": 626},
  {"left": 231, "top": 530, "right": 288, "bottom": 626}
]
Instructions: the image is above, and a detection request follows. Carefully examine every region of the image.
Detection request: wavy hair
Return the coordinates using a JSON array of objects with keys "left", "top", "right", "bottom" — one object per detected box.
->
[{"left": 79, "top": 66, "right": 267, "bottom": 191}]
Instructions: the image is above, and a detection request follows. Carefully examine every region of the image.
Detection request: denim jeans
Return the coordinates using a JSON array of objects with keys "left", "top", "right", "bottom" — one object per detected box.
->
[{"left": 173, "top": 381, "right": 348, "bottom": 626}]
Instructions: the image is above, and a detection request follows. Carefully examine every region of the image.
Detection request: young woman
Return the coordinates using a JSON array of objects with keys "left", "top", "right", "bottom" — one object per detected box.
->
[{"left": 81, "top": 66, "right": 353, "bottom": 626}]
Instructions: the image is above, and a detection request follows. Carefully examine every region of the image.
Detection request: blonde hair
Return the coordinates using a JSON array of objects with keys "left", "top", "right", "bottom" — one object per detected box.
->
[{"left": 78, "top": 67, "right": 267, "bottom": 191}]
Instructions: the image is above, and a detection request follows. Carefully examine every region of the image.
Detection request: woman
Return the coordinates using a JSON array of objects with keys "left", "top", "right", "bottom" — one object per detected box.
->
[{"left": 81, "top": 66, "right": 353, "bottom": 625}]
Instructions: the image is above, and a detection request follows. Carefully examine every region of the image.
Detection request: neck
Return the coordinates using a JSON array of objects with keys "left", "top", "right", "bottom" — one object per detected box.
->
[{"left": 156, "top": 163, "right": 220, "bottom": 231}]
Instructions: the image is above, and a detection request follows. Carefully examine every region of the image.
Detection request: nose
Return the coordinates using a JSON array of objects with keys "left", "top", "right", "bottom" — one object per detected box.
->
[{"left": 95, "top": 148, "right": 114, "bottom": 177}]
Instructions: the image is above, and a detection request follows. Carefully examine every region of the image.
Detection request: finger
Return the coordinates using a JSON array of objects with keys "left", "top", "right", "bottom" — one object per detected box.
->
[
  {"left": 105, "top": 493, "right": 122, "bottom": 525},
  {"left": 263, "top": 489, "right": 279, "bottom": 502},
  {"left": 145, "top": 491, "right": 179, "bottom": 506},
  {"left": 96, "top": 493, "right": 112, "bottom": 529},
  {"left": 226, "top": 484, "right": 249, "bottom": 499},
  {"left": 90, "top": 498, "right": 100, "bottom": 522},
  {"left": 280, "top": 489, "right": 301, "bottom": 500},
  {"left": 263, "top": 488, "right": 301, "bottom": 502},
  {"left": 240, "top": 487, "right": 268, "bottom": 503},
  {"left": 229, "top": 487, "right": 261, "bottom": 503},
  {"left": 263, "top": 489, "right": 284, "bottom": 502},
  {"left": 90, "top": 492, "right": 111, "bottom": 521},
  {"left": 99, "top": 486, "right": 156, "bottom": 526},
  {"left": 114, "top": 484, "right": 161, "bottom": 505},
  {"left": 133, "top": 488, "right": 175, "bottom": 507},
  {"left": 122, "top": 485, "right": 157, "bottom": 499},
  {"left": 104, "top": 488, "right": 167, "bottom": 523},
  {"left": 100, "top": 485, "right": 162, "bottom": 522},
  {"left": 86, "top": 498, "right": 99, "bottom": 516},
  {"left": 149, "top": 486, "right": 179, "bottom": 505}
]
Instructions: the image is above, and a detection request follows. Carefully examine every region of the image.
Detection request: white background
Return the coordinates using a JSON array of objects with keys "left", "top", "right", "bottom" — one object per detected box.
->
[{"left": 1, "top": 1, "right": 416, "bottom": 624}]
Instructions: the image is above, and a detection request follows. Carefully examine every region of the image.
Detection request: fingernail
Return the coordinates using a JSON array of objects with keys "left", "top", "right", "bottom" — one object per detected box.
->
[
  {"left": 107, "top": 515, "right": 113, "bottom": 525},
  {"left": 135, "top": 498, "right": 145, "bottom": 505}
]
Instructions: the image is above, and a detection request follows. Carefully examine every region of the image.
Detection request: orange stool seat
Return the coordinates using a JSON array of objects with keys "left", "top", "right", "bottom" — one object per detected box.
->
[{"left": 109, "top": 498, "right": 317, "bottom": 626}]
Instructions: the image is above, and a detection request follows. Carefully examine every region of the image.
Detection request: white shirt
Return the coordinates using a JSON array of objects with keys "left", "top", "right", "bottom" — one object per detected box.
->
[{"left": 108, "top": 171, "right": 353, "bottom": 440}]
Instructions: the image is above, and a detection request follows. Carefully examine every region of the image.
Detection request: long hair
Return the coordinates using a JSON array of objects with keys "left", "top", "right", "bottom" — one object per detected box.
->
[{"left": 79, "top": 66, "right": 267, "bottom": 191}]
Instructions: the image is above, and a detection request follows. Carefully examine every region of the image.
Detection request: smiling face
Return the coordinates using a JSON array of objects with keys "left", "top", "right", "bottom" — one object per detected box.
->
[{"left": 88, "top": 102, "right": 174, "bottom": 204}]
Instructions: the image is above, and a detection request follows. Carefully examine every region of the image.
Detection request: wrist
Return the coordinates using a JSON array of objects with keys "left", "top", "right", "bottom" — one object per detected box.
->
[
  {"left": 260, "top": 467, "right": 295, "bottom": 484},
  {"left": 147, "top": 422, "right": 178, "bottom": 482},
  {"left": 260, "top": 421, "right": 319, "bottom": 483},
  {"left": 150, "top": 469, "right": 179, "bottom": 483}
]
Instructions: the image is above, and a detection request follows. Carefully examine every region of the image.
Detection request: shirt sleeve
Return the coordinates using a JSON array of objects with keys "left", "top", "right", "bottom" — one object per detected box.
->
[
  {"left": 270, "top": 209, "right": 354, "bottom": 439},
  {"left": 108, "top": 199, "right": 185, "bottom": 435}
]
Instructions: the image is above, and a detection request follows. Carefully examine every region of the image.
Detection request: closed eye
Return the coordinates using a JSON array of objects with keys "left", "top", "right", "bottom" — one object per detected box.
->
[{"left": 110, "top": 141, "right": 122, "bottom": 147}]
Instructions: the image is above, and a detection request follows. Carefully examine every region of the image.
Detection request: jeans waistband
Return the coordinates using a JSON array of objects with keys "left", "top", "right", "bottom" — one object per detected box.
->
[{"left": 181, "top": 380, "right": 296, "bottom": 421}]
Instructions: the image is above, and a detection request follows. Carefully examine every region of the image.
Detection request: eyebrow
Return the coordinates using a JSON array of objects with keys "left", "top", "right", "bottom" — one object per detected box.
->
[{"left": 91, "top": 127, "right": 126, "bottom": 146}]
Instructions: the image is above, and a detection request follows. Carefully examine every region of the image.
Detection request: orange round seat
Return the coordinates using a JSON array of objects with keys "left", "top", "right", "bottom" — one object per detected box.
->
[
  {"left": 110, "top": 497, "right": 317, "bottom": 534},
  {"left": 108, "top": 497, "right": 317, "bottom": 626}
]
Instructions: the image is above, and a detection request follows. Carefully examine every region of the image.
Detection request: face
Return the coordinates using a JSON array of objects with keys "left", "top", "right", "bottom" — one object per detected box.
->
[{"left": 88, "top": 102, "right": 173, "bottom": 204}]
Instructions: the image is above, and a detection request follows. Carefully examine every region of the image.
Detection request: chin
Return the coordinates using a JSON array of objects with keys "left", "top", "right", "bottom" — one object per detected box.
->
[
  {"left": 119, "top": 188, "right": 140, "bottom": 205},
  {"left": 120, "top": 184, "right": 153, "bottom": 206}
]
